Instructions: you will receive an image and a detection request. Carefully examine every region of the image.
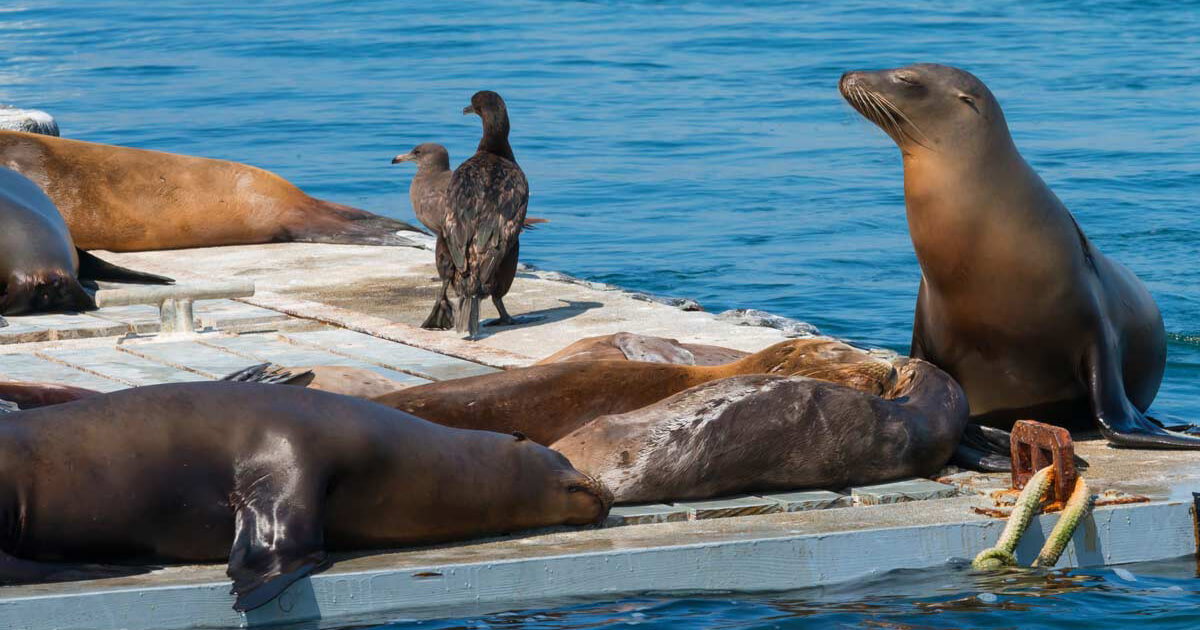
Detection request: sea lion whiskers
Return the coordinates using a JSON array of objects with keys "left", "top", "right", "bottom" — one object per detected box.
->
[{"left": 868, "top": 89, "right": 933, "bottom": 149}]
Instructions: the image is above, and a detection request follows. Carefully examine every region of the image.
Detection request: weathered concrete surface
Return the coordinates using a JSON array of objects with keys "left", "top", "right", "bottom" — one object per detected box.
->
[{"left": 101, "top": 243, "right": 794, "bottom": 364}]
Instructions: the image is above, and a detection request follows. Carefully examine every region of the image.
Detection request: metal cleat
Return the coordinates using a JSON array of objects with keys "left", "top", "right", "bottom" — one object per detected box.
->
[
  {"left": 1009, "top": 419, "right": 1078, "bottom": 506},
  {"left": 94, "top": 281, "right": 255, "bottom": 335}
]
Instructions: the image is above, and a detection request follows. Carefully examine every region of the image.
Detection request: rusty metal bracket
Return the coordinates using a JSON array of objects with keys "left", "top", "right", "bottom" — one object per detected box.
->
[{"left": 1010, "top": 419, "right": 1078, "bottom": 505}]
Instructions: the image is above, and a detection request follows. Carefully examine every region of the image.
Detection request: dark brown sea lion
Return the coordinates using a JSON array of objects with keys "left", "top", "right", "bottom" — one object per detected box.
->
[
  {"left": 0, "top": 382, "right": 611, "bottom": 611},
  {"left": 0, "top": 364, "right": 310, "bottom": 411},
  {"left": 553, "top": 359, "right": 967, "bottom": 503},
  {"left": 839, "top": 63, "right": 1200, "bottom": 453},
  {"left": 536, "top": 332, "right": 751, "bottom": 367},
  {"left": 0, "top": 166, "right": 171, "bottom": 324},
  {"left": 444, "top": 91, "right": 530, "bottom": 336},
  {"left": 0, "top": 130, "right": 424, "bottom": 252},
  {"left": 372, "top": 338, "right": 897, "bottom": 445}
]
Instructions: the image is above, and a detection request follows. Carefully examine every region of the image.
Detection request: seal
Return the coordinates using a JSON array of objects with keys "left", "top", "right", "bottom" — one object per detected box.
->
[
  {"left": 0, "top": 166, "right": 171, "bottom": 323},
  {"left": 0, "top": 382, "right": 611, "bottom": 611},
  {"left": 535, "top": 332, "right": 750, "bottom": 367},
  {"left": 839, "top": 63, "right": 1200, "bottom": 451},
  {"left": 0, "top": 130, "right": 424, "bottom": 252},
  {"left": 0, "top": 363, "right": 311, "bottom": 410},
  {"left": 372, "top": 338, "right": 897, "bottom": 444},
  {"left": 445, "top": 91, "right": 529, "bottom": 336},
  {"left": 552, "top": 359, "right": 968, "bottom": 503}
]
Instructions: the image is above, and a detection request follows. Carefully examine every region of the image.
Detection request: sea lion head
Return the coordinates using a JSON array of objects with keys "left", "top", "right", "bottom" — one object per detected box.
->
[
  {"left": 839, "top": 63, "right": 1008, "bottom": 158},
  {"left": 512, "top": 435, "right": 613, "bottom": 526},
  {"left": 745, "top": 338, "right": 898, "bottom": 396},
  {"left": 390, "top": 142, "right": 450, "bottom": 171},
  {"left": 0, "top": 270, "right": 94, "bottom": 316}
]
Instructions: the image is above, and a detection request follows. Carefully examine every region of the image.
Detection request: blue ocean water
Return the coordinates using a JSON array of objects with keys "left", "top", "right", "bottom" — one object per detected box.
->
[
  {"left": 368, "top": 558, "right": 1200, "bottom": 629},
  {"left": 0, "top": 2, "right": 1197, "bottom": 624}
]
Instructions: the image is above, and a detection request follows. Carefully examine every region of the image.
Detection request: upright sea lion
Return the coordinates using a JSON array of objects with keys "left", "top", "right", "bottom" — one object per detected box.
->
[
  {"left": 553, "top": 359, "right": 967, "bottom": 503},
  {"left": 840, "top": 63, "right": 1200, "bottom": 452},
  {"left": 536, "top": 332, "right": 751, "bottom": 366},
  {"left": 0, "top": 166, "right": 171, "bottom": 324},
  {"left": 373, "top": 338, "right": 897, "bottom": 444},
  {"left": 445, "top": 91, "right": 529, "bottom": 336},
  {"left": 0, "top": 130, "right": 424, "bottom": 252},
  {"left": 0, "top": 382, "right": 611, "bottom": 611}
]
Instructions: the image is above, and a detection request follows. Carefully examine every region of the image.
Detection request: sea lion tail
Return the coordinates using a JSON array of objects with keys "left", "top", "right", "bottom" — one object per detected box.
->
[
  {"left": 76, "top": 249, "right": 174, "bottom": 285},
  {"left": 220, "top": 363, "right": 315, "bottom": 387},
  {"left": 291, "top": 199, "right": 433, "bottom": 248}
]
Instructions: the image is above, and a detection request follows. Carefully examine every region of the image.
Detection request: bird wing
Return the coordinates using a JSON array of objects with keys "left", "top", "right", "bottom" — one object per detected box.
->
[{"left": 446, "top": 154, "right": 529, "bottom": 295}]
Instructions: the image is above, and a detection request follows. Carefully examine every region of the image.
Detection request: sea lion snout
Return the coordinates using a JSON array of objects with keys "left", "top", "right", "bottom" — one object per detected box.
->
[{"left": 564, "top": 471, "right": 614, "bottom": 524}]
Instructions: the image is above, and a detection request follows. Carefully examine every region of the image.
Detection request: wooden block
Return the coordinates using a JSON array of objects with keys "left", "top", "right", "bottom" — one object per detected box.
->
[
  {"left": 851, "top": 478, "right": 959, "bottom": 506},
  {"left": 604, "top": 504, "right": 690, "bottom": 527},
  {"left": 676, "top": 495, "right": 783, "bottom": 520},
  {"left": 758, "top": 490, "right": 851, "bottom": 512}
]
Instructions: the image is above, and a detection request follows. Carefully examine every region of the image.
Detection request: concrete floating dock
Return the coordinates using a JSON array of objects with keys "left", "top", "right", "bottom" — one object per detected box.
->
[{"left": 0, "top": 242, "right": 1197, "bottom": 629}]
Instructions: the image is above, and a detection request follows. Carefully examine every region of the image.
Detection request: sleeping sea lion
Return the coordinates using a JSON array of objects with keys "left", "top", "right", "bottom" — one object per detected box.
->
[
  {"left": 535, "top": 332, "right": 750, "bottom": 366},
  {"left": 372, "top": 338, "right": 897, "bottom": 444},
  {"left": 553, "top": 359, "right": 967, "bottom": 503},
  {"left": 0, "top": 382, "right": 611, "bottom": 611},
  {"left": 0, "top": 166, "right": 171, "bottom": 324},
  {"left": 0, "top": 130, "right": 424, "bottom": 252}
]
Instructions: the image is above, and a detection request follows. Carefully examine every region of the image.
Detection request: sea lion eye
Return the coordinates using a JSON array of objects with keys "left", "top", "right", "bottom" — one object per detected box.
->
[
  {"left": 959, "top": 94, "right": 980, "bottom": 112},
  {"left": 896, "top": 74, "right": 920, "bottom": 86},
  {"left": 567, "top": 484, "right": 584, "bottom": 493}
]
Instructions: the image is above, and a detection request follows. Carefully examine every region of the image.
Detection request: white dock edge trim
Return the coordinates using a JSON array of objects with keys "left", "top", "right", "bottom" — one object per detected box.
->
[{"left": 0, "top": 501, "right": 1192, "bottom": 630}]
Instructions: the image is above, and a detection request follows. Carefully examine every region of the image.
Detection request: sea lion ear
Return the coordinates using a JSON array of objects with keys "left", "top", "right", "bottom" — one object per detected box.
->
[{"left": 512, "top": 431, "right": 527, "bottom": 441}]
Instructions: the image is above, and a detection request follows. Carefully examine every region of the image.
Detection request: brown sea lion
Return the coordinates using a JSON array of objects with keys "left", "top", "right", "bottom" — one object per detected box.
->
[
  {"left": 0, "top": 166, "right": 171, "bottom": 324},
  {"left": 840, "top": 63, "right": 1200, "bottom": 456},
  {"left": 0, "top": 363, "right": 310, "bottom": 410},
  {"left": 553, "top": 359, "right": 967, "bottom": 503},
  {"left": 372, "top": 338, "right": 897, "bottom": 445},
  {"left": 536, "top": 332, "right": 750, "bottom": 367},
  {"left": 293, "top": 365, "right": 412, "bottom": 399},
  {"left": 0, "top": 130, "right": 424, "bottom": 252},
  {"left": 0, "top": 382, "right": 611, "bottom": 612}
]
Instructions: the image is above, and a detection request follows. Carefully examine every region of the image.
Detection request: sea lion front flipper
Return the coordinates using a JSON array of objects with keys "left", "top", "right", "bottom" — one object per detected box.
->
[
  {"left": 75, "top": 249, "right": 174, "bottom": 285},
  {"left": 1087, "top": 340, "right": 1200, "bottom": 449},
  {"left": 227, "top": 470, "right": 328, "bottom": 612},
  {"left": 0, "top": 315, "right": 7, "bottom": 328}
]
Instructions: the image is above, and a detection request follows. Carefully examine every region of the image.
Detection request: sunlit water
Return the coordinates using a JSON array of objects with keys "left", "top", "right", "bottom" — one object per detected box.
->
[
  {"left": 0, "top": 3, "right": 1197, "bottom": 625},
  {"left": 363, "top": 558, "right": 1200, "bottom": 629}
]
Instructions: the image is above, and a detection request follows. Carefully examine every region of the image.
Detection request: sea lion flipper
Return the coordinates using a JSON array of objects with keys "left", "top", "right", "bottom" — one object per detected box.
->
[
  {"left": 75, "top": 249, "right": 174, "bottom": 285},
  {"left": 219, "top": 363, "right": 315, "bottom": 387},
  {"left": 1087, "top": 342, "right": 1200, "bottom": 449},
  {"left": 0, "top": 315, "right": 6, "bottom": 328},
  {"left": 227, "top": 473, "right": 328, "bottom": 612},
  {"left": 0, "top": 399, "right": 18, "bottom": 413}
]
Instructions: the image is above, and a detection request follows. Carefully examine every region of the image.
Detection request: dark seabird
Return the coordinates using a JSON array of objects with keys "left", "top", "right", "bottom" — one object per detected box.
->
[
  {"left": 392, "top": 143, "right": 455, "bottom": 329},
  {"left": 444, "top": 91, "right": 529, "bottom": 338}
]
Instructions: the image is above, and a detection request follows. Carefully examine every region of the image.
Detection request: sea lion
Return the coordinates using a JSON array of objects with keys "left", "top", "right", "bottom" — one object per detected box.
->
[
  {"left": 0, "top": 130, "right": 424, "bottom": 252},
  {"left": 0, "top": 382, "right": 611, "bottom": 612},
  {"left": 292, "top": 365, "right": 412, "bottom": 399},
  {"left": 536, "top": 332, "right": 751, "bottom": 366},
  {"left": 839, "top": 63, "right": 1200, "bottom": 451},
  {"left": 392, "top": 142, "right": 548, "bottom": 330},
  {"left": 445, "top": 91, "right": 530, "bottom": 336},
  {"left": 0, "top": 363, "right": 310, "bottom": 410},
  {"left": 372, "top": 338, "right": 897, "bottom": 445},
  {"left": 553, "top": 359, "right": 968, "bottom": 503},
  {"left": 0, "top": 166, "right": 171, "bottom": 324}
]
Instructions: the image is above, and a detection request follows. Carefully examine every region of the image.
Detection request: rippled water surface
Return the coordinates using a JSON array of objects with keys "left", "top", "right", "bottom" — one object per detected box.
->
[
  {"left": 364, "top": 558, "right": 1200, "bottom": 629},
  {"left": 0, "top": 1, "right": 1196, "bottom": 419}
]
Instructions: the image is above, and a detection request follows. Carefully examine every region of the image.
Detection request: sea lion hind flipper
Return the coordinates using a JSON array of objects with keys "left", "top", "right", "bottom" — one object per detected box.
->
[
  {"left": 1087, "top": 341, "right": 1200, "bottom": 449},
  {"left": 950, "top": 427, "right": 1012, "bottom": 472},
  {"left": 0, "top": 398, "right": 18, "bottom": 413},
  {"left": 227, "top": 472, "right": 328, "bottom": 612},
  {"left": 220, "top": 363, "right": 315, "bottom": 387},
  {"left": 289, "top": 213, "right": 429, "bottom": 248},
  {"left": 75, "top": 249, "right": 174, "bottom": 285}
]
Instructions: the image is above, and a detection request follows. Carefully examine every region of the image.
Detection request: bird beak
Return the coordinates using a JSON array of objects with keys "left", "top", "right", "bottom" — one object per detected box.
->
[
  {"left": 391, "top": 153, "right": 415, "bottom": 164},
  {"left": 462, "top": 105, "right": 476, "bottom": 116}
]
